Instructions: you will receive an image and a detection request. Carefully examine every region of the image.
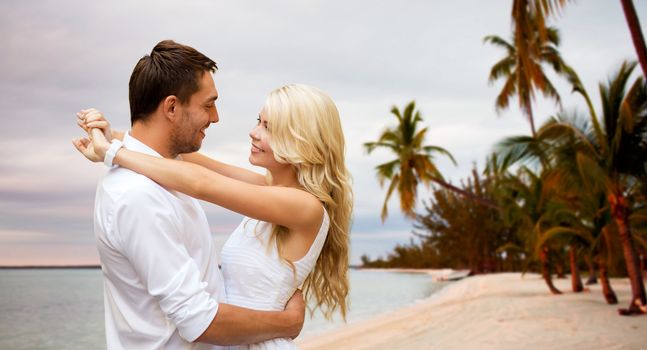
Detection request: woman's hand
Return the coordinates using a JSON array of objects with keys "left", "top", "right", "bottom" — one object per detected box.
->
[
  {"left": 76, "top": 108, "right": 113, "bottom": 141},
  {"left": 72, "top": 108, "right": 114, "bottom": 163}
]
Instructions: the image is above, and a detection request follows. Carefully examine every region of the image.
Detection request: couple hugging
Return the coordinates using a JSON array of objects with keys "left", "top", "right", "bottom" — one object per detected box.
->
[{"left": 72, "top": 40, "right": 352, "bottom": 350}]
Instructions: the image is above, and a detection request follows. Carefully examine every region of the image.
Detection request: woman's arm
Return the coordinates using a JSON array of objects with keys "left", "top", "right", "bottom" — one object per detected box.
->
[
  {"left": 180, "top": 152, "right": 267, "bottom": 186},
  {"left": 112, "top": 130, "right": 125, "bottom": 141},
  {"left": 112, "top": 148, "right": 321, "bottom": 231},
  {"left": 78, "top": 109, "right": 264, "bottom": 185},
  {"left": 75, "top": 111, "right": 321, "bottom": 229}
]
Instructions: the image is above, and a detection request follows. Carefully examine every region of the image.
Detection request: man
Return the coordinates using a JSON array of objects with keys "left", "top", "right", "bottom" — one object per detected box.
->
[{"left": 73, "top": 40, "right": 304, "bottom": 349}]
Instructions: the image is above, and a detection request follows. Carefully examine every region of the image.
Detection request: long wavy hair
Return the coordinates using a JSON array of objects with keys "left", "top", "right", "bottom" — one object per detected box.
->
[{"left": 263, "top": 84, "right": 353, "bottom": 320}]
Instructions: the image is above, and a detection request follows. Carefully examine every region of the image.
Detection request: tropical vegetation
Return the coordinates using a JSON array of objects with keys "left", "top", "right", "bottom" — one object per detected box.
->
[{"left": 361, "top": 0, "right": 647, "bottom": 316}]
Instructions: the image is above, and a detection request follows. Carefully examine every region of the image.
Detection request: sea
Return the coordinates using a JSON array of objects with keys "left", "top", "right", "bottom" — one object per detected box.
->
[{"left": 0, "top": 268, "right": 446, "bottom": 349}]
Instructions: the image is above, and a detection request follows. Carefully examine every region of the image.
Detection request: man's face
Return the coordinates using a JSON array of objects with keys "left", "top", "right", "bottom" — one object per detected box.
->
[{"left": 171, "top": 72, "right": 219, "bottom": 155}]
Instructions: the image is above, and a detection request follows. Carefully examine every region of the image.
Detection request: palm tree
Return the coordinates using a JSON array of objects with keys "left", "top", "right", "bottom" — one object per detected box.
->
[
  {"left": 496, "top": 102, "right": 627, "bottom": 304},
  {"left": 519, "top": 168, "right": 565, "bottom": 294},
  {"left": 540, "top": 61, "right": 647, "bottom": 314},
  {"left": 494, "top": 108, "right": 615, "bottom": 298},
  {"left": 490, "top": 153, "right": 565, "bottom": 294},
  {"left": 363, "top": 101, "right": 456, "bottom": 221},
  {"left": 542, "top": 212, "right": 586, "bottom": 293},
  {"left": 537, "top": 204, "right": 620, "bottom": 302},
  {"left": 596, "top": 62, "right": 647, "bottom": 314},
  {"left": 485, "top": 22, "right": 572, "bottom": 137},
  {"left": 512, "top": 0, "right": 646, "bottom": 83},
  {"left": 510, "top": 0, "right": 573, "bottom": 74},
  {"left": 364, "top": 101, "right": 496, "bottom": 221}
]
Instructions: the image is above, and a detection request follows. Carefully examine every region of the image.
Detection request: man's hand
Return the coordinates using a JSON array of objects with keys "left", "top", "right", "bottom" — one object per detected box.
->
[
  {"left": 195, "top": 294, "right": 307, "bottom": 346},
  {"left": 72, "top": 135, "right": 103, "bottom": 162},
  {"left": 284, "top": 289, "right": 306, "bottom": 339}
]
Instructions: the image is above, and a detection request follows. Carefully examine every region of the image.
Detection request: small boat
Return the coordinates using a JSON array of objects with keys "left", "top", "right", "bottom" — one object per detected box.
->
[{"left": 434, "top": 269, "right": 472, "bottom": 281}]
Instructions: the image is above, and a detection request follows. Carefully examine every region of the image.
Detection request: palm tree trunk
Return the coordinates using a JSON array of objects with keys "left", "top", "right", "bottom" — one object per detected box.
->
[
  {"left": 512, "top": 0, "right": 540, "bottom": 139},
  {"left": 569, "top": 246, "right": 584, "bottom": 292},
  {"left": 528, "top": 103, "right": 537, "bottom": 138},
  {"left": 597, "top": 256, "right": 619, "bottom": 304},
  {"left": 609, "top": 192, "right": 647, "bottom": 315},
  {"left": 620, "top": 0, "right": 647, "bottom": 78},
  {"left": 585, "top": 254, "right": 598, "bottom": 285},
  {"left": 556, "top": 259, "right": 566, "bottom": 279},
  {"left": 541, "top": 246, "right": 562, "bottom": 294}
]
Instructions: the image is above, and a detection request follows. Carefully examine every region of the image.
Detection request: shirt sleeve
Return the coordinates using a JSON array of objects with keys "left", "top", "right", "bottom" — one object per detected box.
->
[{"left": 113, "top": 187, "right": 219, "bottom": 342}]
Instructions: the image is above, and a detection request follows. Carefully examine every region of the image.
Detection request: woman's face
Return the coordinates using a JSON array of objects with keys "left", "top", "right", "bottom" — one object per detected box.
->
[{"left": 248, "top": 108, "right": 277, "bottom": 169}]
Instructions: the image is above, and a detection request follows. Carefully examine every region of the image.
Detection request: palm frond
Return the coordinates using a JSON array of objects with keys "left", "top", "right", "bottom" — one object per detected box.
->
[
  {"left": 380, "top": 174, "right": 400, "bottom": 222},
  {"left": 488, "top": 57, "right": 516, "bottom": 84},
  {"left": 363, "top": 140, "right": 399, "bottom": 154},
  {"left": 575, "top": 152, "right": 613, "bottom": 194},
  {"left": 539, "top": 71, "right": 561, "bottom": 106},
  {"left": 412, "top": 127, "right": 429, "bottom": 149},
  {"left": 494, "top": 135, "right": 545, "bottom": 168},
  {"left": 495, "top": 74, "right": 518, "bottom": 112},
  {"left": 483, "top": 35, "right": 515, "bottom": 53},
  {"left": 422, "top": 145, "right": 457, "bottom": 165},
  {"left": 375, "top": 159, "right": 401, "bottom": 186},
  {"left": 537, "top": 226, "right": 594, "bottom": 249}
]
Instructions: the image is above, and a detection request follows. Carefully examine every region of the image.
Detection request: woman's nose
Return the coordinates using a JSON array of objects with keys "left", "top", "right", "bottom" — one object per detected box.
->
[{"left": 249, "top": 127, "right": 260, "bottom": 140}]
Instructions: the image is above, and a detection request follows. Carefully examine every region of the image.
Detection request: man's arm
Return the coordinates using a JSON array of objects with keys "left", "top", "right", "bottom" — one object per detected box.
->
[
  {"left": 196, "top": 290, "right": 305, "bottom": 345},
  {"left": 113, "top": 188, "right": 304, "bottom": 345}
]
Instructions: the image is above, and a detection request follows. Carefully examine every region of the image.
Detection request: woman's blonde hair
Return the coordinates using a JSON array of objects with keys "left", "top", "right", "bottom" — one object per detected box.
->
[{"left": 263, "top": 84, "right": 353, "bottom": 320}]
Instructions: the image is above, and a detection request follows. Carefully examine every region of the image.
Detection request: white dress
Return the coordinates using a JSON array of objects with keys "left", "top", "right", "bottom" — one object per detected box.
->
[{"left": 220, "top": 208, "right": 330, "bottom": 350}]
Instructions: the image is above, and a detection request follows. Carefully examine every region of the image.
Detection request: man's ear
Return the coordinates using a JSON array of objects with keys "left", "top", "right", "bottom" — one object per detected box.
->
[{"left": 162, "top": 95, "right": 178, "bottom": 122}]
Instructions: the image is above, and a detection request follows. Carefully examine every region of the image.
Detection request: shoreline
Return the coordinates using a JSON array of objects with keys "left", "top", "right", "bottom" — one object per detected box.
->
[
  {"left": 296, "top": 272, "right": 646, "bottom": 350},
  {"left": 355, "top": 267, "right": 472, "bottom": 282},
  {"left": 353, "top": 267, "right": 448, "bottom": 274}
]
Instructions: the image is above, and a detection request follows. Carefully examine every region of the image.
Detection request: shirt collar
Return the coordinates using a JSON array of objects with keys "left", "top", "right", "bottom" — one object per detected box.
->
[
  {"left": 123, "top": 132, "right": 184, "bottom": 160},
  {"left": 123, "top": 132, "right": 163, "bottom": 158}
]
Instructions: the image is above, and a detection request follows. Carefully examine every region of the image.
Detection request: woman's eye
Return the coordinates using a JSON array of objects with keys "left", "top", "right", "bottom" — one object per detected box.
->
[{"left": 256, "top": 117, "right": 261, "bottom": 125}]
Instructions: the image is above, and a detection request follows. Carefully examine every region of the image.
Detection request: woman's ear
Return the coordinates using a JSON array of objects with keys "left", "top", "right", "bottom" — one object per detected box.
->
[{"left": 162, "top": 95, "right": 178, "bottom": 121}]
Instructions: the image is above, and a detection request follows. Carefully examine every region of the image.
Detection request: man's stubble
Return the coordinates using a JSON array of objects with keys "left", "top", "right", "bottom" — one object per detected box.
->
[{"left": 169, "top": 110, "right": 203, "bottom": 157}]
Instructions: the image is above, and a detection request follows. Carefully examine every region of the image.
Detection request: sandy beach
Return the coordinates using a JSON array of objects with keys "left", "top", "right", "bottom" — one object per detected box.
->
[{"left": 296, "top": 272, "right": 646, "bottom": 350}]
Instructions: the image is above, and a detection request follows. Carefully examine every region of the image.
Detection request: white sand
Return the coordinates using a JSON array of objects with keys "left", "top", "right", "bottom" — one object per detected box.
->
[{"left": 296, "top": 273, "right": 646, "bottom": 350}]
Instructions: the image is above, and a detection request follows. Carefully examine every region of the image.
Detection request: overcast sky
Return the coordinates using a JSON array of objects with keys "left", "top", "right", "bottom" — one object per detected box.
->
[{"left": 1, "top": 0, "right": 645, "bottom": 266}]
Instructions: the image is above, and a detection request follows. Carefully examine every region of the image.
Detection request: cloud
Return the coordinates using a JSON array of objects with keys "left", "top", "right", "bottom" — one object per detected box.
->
[{"left": 0, "top": 0, "right": 645, "bottom": 265}]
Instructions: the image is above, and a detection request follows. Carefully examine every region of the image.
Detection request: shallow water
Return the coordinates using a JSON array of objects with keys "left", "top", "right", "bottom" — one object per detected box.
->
[{"left": 0, "top": 268, "right": 445, "bottom": 349}]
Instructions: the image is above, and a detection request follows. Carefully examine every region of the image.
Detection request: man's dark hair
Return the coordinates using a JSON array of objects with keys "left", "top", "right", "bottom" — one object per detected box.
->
[{"left": 128, "top": 40, "right": 217, "bottom": 125}]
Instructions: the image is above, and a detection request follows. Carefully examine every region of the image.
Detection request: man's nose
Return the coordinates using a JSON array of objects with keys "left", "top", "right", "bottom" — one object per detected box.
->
[{"left": 210, "top": 107, "right": 219, "bottom": 123}]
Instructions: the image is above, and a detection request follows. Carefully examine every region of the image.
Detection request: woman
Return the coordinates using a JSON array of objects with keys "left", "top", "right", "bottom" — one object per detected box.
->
[{"left": 74, "top": 84, "right": 352, "bottom": 349}]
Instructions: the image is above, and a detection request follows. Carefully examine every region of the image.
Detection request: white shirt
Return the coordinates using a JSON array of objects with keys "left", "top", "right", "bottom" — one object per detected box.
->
[{"left": 94, "top": 132, "right": 225, "bottom": 350}]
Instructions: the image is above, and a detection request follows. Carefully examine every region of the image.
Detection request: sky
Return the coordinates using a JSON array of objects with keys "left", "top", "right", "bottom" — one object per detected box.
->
[{"left": 0, "top": 0, "right": 645, "bottom": 266}]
